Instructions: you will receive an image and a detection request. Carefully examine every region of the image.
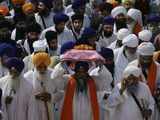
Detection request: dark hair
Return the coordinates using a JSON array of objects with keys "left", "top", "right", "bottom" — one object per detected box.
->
[
  {"left": 45, "top": 30, "right": 57, "bottom": 42},
  {"left": 26, "top": 22, "right": 42, "bottom": 33}
]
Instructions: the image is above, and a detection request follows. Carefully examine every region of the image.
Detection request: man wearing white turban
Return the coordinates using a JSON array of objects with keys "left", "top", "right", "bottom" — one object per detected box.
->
[
  {"left": 127, "top": 8, "right": 143, "bottom": 35},
  {"left": 114, "top": 34, "right": 139, "bottom": 85},
  {"left": 109, "top": 28, "right": 130, "bottom": 50},
  {"left": 111, "top": 6, "right": 127, "bottom": 34},
  {"left": 138, "top": 29, "right": 152, "bottom": 44},
  {"left": 104, "top": 65, "right": 155, "bottom": 120},
  {"left": 129, "top": 42, "right": 160, "bottom": 120}
]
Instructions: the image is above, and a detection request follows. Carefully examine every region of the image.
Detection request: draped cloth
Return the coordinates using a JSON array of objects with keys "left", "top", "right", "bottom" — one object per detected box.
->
[
  {"left": 147, "top": 62, "right": 157, "bottom": 95},
  {"left": 61, "top": 76, "right": 100, "bottom": 120}
]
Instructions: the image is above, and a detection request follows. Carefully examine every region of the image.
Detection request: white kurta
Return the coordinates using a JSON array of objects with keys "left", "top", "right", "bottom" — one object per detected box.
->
[
  {"left": 105, "top": 82, "right": 155, "bottom": 120},
  {"left": 0, "top": 74, "right": 32, "bottom": 120},
  {"left": 40, "top": 26, "right": 75, "bottom": 47},
  {"left": 114, "top": 47, "right": 137, "bottom": 85},
  {"left": 51, "top": 63, "right": 110, "bottom": 119},
  {"left": 23, "top": 54, "right": 34, "bottom": 73},
  {"left": 129, "top": 60, "right": 160, "bottom": 120},
  {"left": 25, "top": 69, "right": 61, "bottom": 120},
  {"left": 35, "top": 13, "right": 55, "bottom": 30},
  {"left": 0, "top": 63, "right": 8, "bottom": 78},
  {"left": 98, "top": 34, "right": 117, "bottom": 48}
]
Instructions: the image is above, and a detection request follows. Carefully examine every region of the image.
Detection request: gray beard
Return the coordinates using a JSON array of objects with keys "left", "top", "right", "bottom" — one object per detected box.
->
[{"left": 125, "top": 50, "right": 137, "bottom": 62}]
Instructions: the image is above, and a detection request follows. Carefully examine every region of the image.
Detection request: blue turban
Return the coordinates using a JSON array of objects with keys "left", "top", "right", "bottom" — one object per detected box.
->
[
  {"left": 103, "top": 16, "right": 115, "bottom": 25},
  {"left": 60, "top": 41, "right": 75, "bottom": 54},
  {"left": 5, "top": 57, "right": 24, "bottom": 73},
  {"left": 53, "top": 13, "right": 69, "bottom": 25},
  {"left": 82, "top": 27, "right": 97, "bottom": 39},
  {"left": 147, "top": 14, "right": 160, "bottom": 23},
  {"left": 38, "top": 0, "right": 53, "bottom": 9},
  {"left": 99, "top": 47, "right": 114, "bottom": 59},
  {"left": 72, "top": 0, "right": 86, "bottom": 10},
  {"left": 0, "top": 43, "right": 16, "bottom": 57},
  {"left": 75, "top": 61, "right": 89, "bottom": 72}
]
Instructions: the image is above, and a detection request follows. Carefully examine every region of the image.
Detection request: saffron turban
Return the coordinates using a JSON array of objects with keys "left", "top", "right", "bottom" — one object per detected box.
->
[
  {"left": 32, "top": 52, "right": 51, "bottom": 67},
  {"left": 122, "top": 34, "right": 139, "bottom": 47},
  {"left": 137, "top": 42, "right": 155, "bottom": 56},
  {"left": 22, "top": 2, "right": 35, "bottom": 14},
  {"left": 5, "top": 57, "right": 24, "bottom": 73},
  {"left": 138, "top": 30, "right": 152, "bottom": 42},
  {"left": 0, "top": 6, "right": 9, "bottom": 16},
  {"left": 123, "top": 65, "right": 141, "bottom": 78},
  {"left": 12, "top": 0, "right": 25, "bottom": 5},
  {"left": 111, "top": 6, "right": 127, "bottom": 18},
  {"left": 117, "top": 28, "right": 130, "bottom": 40}
]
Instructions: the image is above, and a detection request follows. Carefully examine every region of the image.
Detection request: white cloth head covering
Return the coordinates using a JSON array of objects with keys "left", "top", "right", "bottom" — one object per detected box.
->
[
  {"left": 117, "top": 28, "right": 130, "bottom": 40},
  {"left": 138, "top": 30, "right": 152, "bottom": 42},
  {"left": 33, "top": 40, "right": 48, "bottom": 52},
  {"left": 111, "top": 6, "right": 127, "bottom": 18},
  {"left": 137, "top": 42, "right": 155, "bottom": 56},
  {"left": 123, "top": 65, "right": 141, "bottom": 78},
  {"left": 127, "top": 8, "right": 143, "bottom": 27},
  {"left": 122, "top": 34, "right": 139, "bottom": 47}
]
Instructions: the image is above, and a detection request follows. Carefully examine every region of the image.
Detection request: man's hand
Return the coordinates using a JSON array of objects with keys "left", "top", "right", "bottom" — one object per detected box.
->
[
  {"left": 5, "top": 96, "right": 13, "bottom": 105},
  {"left": 142, "top": 109, "right": 152, "bottom": 119},
  {"left": 120, "top": 78, "right": 128, "bottom": 94},
  {"left": 35, "top": 92, "right": 51, "bottom": 102}
]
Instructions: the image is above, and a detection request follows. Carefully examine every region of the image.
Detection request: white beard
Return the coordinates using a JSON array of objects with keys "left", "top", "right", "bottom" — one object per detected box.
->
[{"left": 125, "top": 50, "right": 137, "bottom": 62}]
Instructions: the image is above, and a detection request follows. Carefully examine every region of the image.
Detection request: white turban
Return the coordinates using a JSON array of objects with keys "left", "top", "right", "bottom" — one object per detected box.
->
[
  {"left": 122, "top": 34, "right": 139, "bottom": 47},
  {"left": 123, "top": 65, "right": 141, "bottom": 78},
  {"left": 117, "top": 28, "right": 130, "bottom": 40},
  {"left": 111, "top": 6, "right": 127, "bottom": 18},
  {"left": 137, "top": 42, "right": 155, "bottom": 56},
  {"left": 33, "top": 40, "right": 48, "bottom": 52},
  {"left": 138, "top": 30, "right": 152, "bottom": 42},
  {"left": 127, "top": 8, "right": 143, "bottom": 26}
]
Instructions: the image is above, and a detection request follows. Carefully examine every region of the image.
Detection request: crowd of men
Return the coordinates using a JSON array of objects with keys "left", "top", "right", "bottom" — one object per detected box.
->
[{"left": 0, "top": 0, "right": 160, "bottom": 120}]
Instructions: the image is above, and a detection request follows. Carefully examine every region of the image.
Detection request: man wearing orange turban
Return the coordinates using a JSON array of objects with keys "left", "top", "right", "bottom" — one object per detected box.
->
[
  {"left": 12, "top": 0, "right": 25, "bottom": 6},
  {"left": 22, "top": 2, "right": 35, "bottom": 15},
  {"left": 0, "top": 6, "right": 9, "bottom": 16},
  {"left": 26, "top": 52, "right": 56, "bottom": 120}
]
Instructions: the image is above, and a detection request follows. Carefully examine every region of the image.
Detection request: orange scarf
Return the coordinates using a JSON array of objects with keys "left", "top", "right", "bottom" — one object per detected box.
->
[
  {"left": 133, "top": 22, "right": 142, "bottom": 36},
  {"left": 61, "top": 76, "right": 100, "bottom": 120},
  {"left": 147, "top": 62, "right": 157, "bottom": 95}
]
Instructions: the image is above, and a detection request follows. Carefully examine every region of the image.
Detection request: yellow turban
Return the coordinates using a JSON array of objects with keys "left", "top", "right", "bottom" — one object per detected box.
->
[
  {"left": 12, "top": 0, "right": 25, "bottom": 5},
  {"left": 22, "top": 2, "right": 35, "bottom": 14},
  {"left": 32, "top": 52, "right": 51, "bottom": 67},
  {"left": 0, "top": 6, "right": 9, "bottom": 16}
]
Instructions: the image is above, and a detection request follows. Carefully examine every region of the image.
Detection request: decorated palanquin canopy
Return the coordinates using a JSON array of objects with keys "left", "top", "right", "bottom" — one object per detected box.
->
[{"left": 60, "top": 44, "right": 105, "bottom": 63}]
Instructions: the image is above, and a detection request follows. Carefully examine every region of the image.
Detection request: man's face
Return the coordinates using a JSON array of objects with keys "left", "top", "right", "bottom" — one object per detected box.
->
[
  {"left": 125, "top": 46, "right": 137, "bottom": 54},
  {"left": 103, "top": 24, "right": 113, "bottom": 37},
  {"left": 27, "top": 32, "right": 39, "bottom": 42},
  {"left": 48, "top": 39, "right": 58, "bottom": 50},
  {"left": 88, "top": 36, "right": 97, "bottom": 48},
  {"left": 116, "top": 14, "right": 126, "bottom": 23},
  {"left": 37, "top": 2, "right": 46, "bottom": 13},
  {"left": 9, "top": 67, "right": 21, "bottom": 79},
  {"left": 56, "top": 22, "right": 65, "bottom": 33},
  {"left": 139, "top": 55, "right": 153, "bottom": 68},
  {"left": 125, "top": 75, "right": 139, "bottom": 87},
  {"left": 73, "top": 19, "right": 83, "bottom": 32},
  {"left": 36, "top": 64, "right": 47, "bottom": 74}
]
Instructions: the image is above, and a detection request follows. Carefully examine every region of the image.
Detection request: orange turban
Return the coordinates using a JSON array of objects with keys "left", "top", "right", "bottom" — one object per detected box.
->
[
  {"left": 22, "top": 2, "right": 35, "bottom": 14},
  {"left": 32, "top": 52, "right": 51, "bottom": 67},
  {"left": 12, "top": 0, "right": 25, "bottom": 5},
  {"left": 0, "top": 6, "right": 9, "bottom": 16}
]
